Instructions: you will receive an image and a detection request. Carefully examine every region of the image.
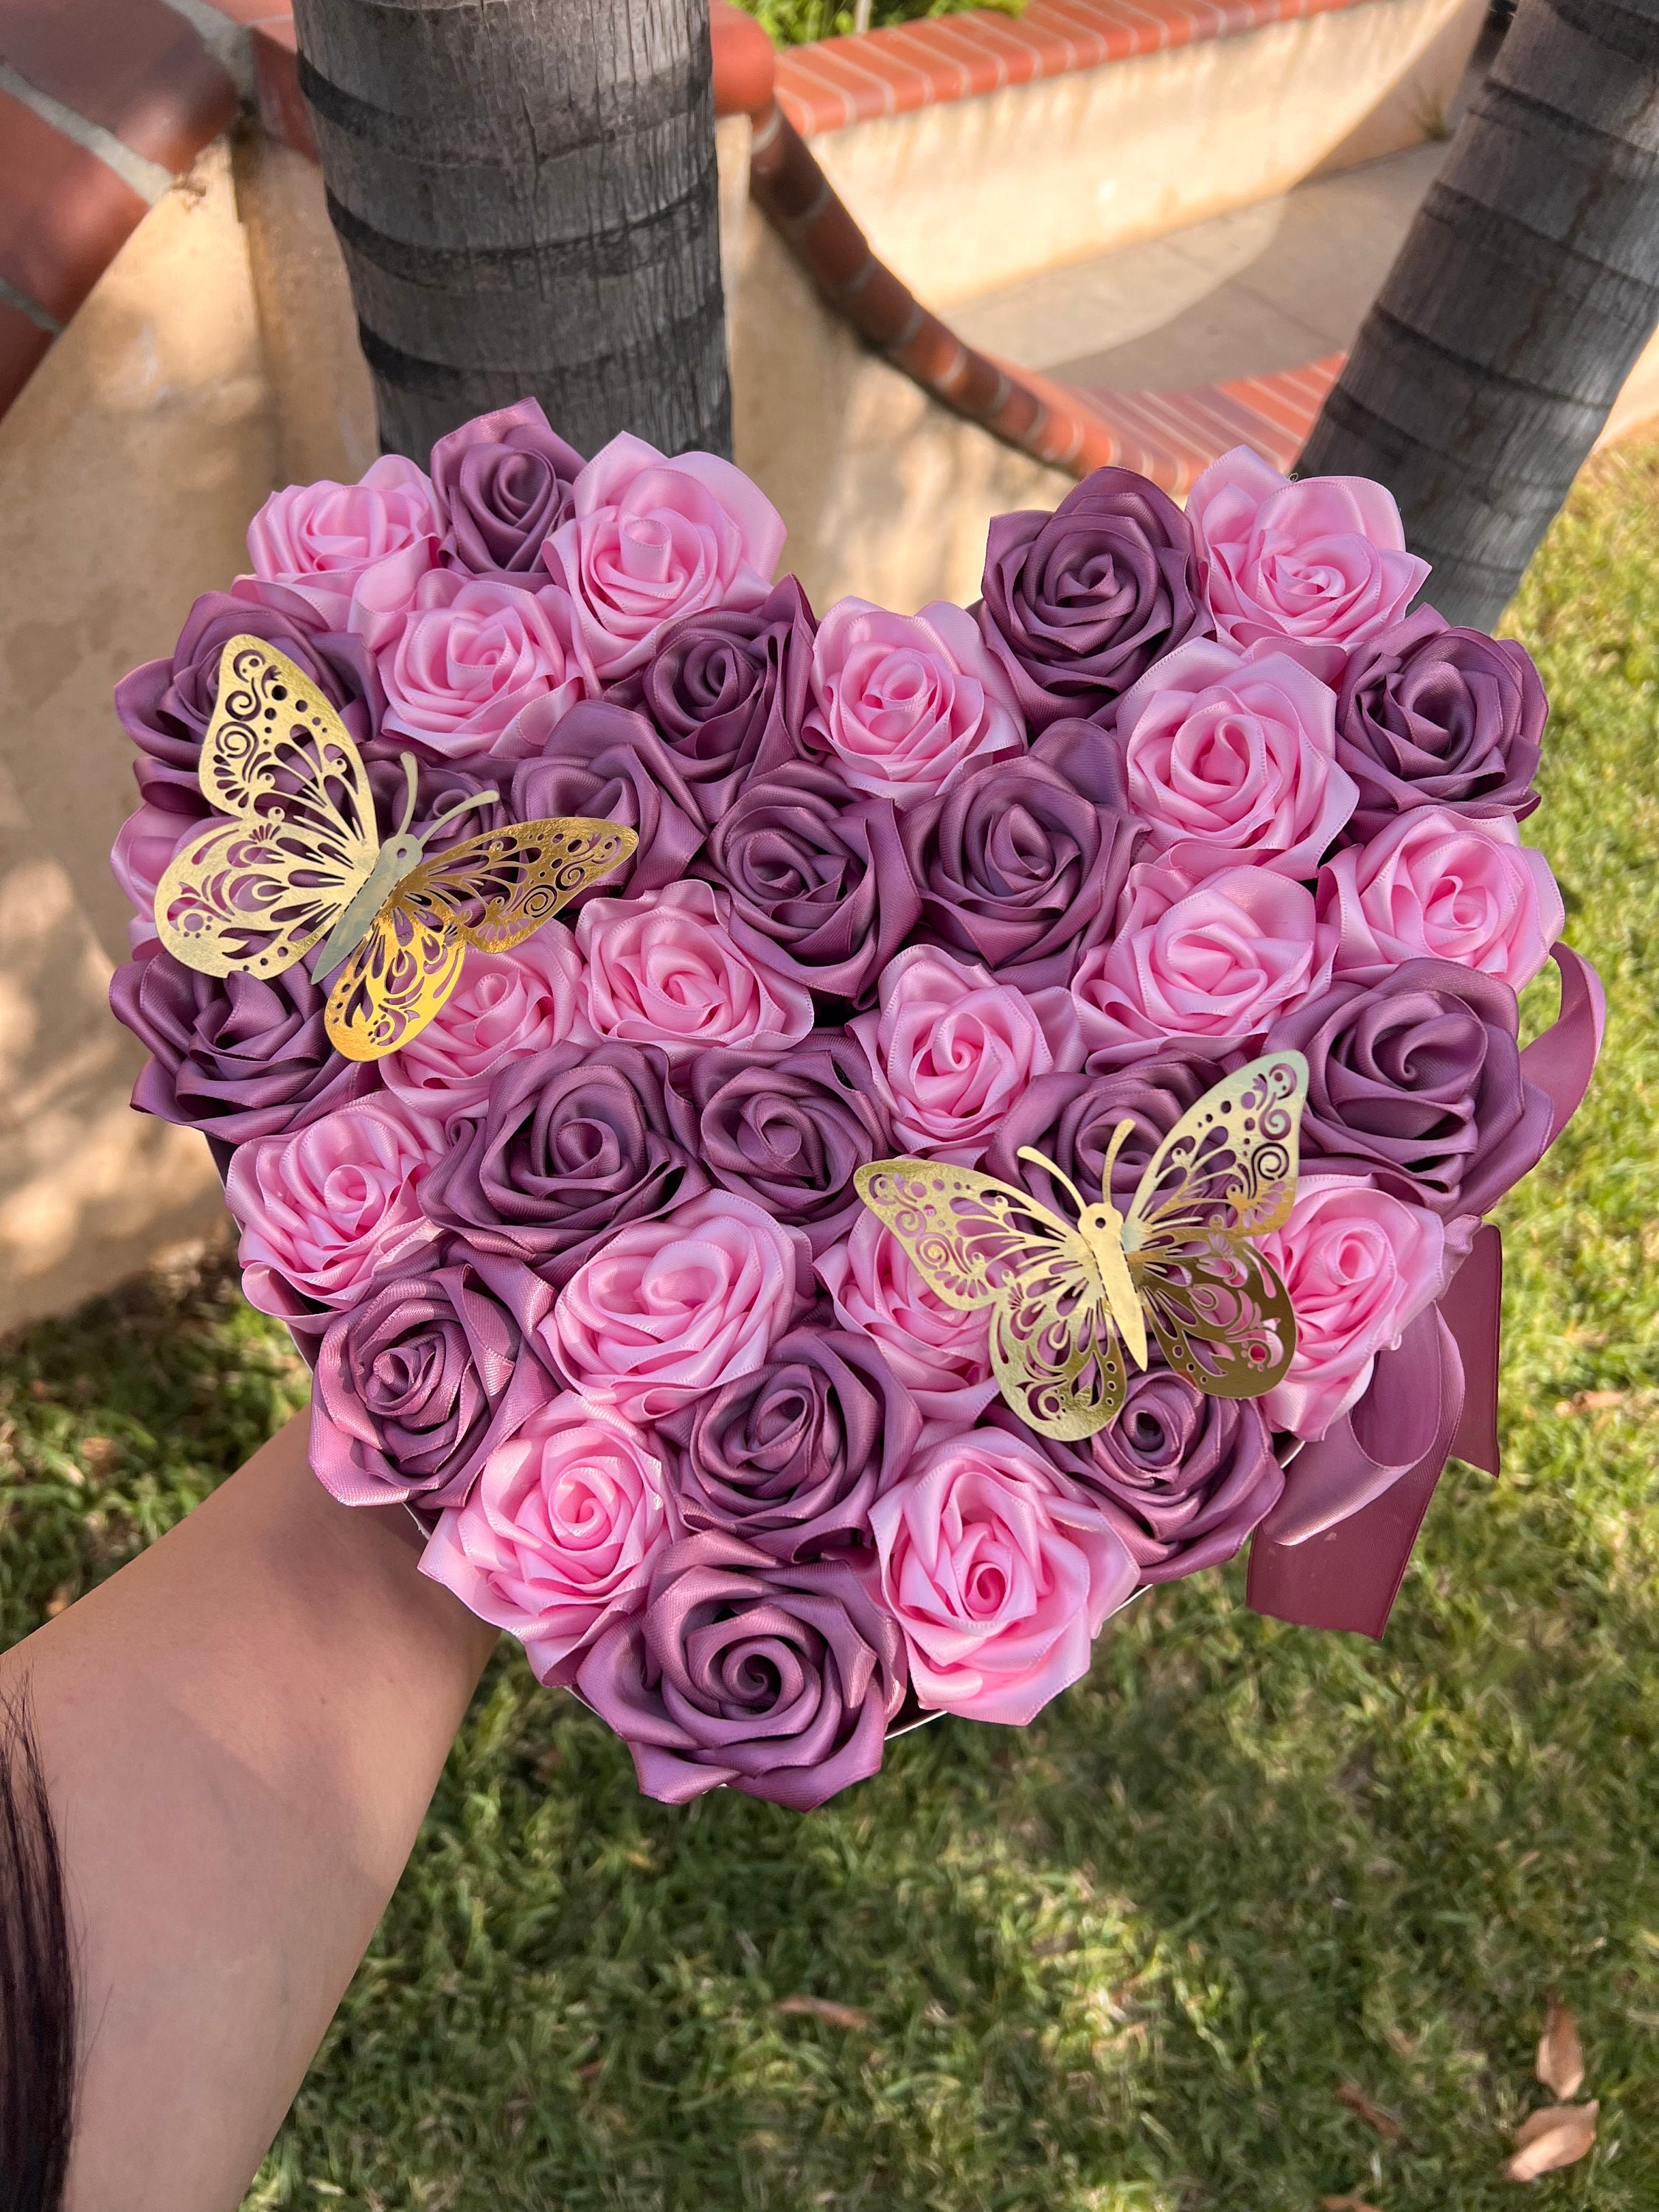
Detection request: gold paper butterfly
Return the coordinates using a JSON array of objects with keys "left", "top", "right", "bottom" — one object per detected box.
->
[
  {"left": 853, "top": 1051, "right": 1307, "bottom": 1440},
  {"left": 152, "top": 636, "right": 636, "bottom": 1061}
]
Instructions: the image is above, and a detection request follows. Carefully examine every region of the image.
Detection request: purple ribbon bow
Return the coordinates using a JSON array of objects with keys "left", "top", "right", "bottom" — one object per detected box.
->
[{"left": 1247, "top": 942, "right": 1604, "bottom": 1638}]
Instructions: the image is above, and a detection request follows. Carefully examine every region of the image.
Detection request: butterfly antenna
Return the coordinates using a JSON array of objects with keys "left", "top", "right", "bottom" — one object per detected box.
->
[
  {"left": 416, "top": 783, "right": 501, "bottom": 847},
  {"left": 1016, "top": 1146, "right": 1088, "bottom": 1215},
  {"left": 1099, "top": 1119, "right": 1138, "bottom": 1203},
  {"left": 394, "top": 752, "right": 420, "bottom": 835}
]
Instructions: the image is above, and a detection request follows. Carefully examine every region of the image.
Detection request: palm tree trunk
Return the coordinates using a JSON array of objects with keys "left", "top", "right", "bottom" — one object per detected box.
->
[
  {"left": 288, "top": 0, "right": 730, "bottom": 463},
  {"left": 1297, "top": 0, "right": 1659, "bottom": 630}
]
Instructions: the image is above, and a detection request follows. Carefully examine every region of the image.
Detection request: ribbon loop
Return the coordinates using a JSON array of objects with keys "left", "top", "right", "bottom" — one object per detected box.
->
[
  {"left": 1520, "top": 941, "right": 1606, "bottom": 1146},
  {"left": 1247, "top": 1308, "right": 1464, "bottom": 1637}
]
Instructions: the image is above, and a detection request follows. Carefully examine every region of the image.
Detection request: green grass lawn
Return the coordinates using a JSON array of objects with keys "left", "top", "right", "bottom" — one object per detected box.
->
[
  {"left": 7, "top": 442, "right": 1659, "bottom": 2208},
  {"left": 733, "top": 0, "right": 1024, "bottom": 52}
]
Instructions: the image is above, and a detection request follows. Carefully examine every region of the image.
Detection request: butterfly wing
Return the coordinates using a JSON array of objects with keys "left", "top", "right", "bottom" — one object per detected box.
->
[
  {"left": 322, "top": 815, "right": 637, "bottom": 1062},
  {"left": 153, "top": 636, "right": 380, "bottom": 977},
  {"left": 1130, "top": 1239, "right": 1297, "bottom": 1399},
  {"left": 1121, "top": 1051, "right": 1307, "bottom": 1399},
  {"left": 324, "top": 899, "right": 466, "bottom": 1062},
  {"left": 992, "top": 1263, "right": 1128, "bottom": 1440},
  {"left": 397, "top": 816, "right": 639, "bottom": 953},
  {"left": 854, "top": 1158, "right": 1126, "bottom": 1437}
]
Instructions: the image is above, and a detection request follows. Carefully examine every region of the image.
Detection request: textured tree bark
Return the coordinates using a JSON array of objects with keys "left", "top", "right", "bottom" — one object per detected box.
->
[
  {"left": 289, "top": 0, "right": 730, "bottom": 464},
  {"left": 1297, "top": 0, "right": 1659, "bottom": 629}
]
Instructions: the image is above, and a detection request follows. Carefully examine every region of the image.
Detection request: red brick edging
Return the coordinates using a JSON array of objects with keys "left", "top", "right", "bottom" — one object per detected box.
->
[{"left": 772, "top": 0, "right": 1374, "bottom": 137}]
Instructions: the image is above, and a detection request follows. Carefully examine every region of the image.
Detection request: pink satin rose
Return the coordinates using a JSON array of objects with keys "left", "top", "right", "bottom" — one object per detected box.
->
[
  {"left": 870, "top": 1424, "right": 1136, "bottom": 1725},
  {"left": 1072, "top": 860, "right": 1334, "bottom": 1067},
  {"left": 548, "top": 1188, "right": 810, "bottom": 1424},
  {"left": 1318, "top": 806, "right": 1564, "bottom": 992},
  {"left": 244, "top": 453, "right": 440, "bottom": 628},
  {"left": 227, "top": 1093, "right": 444, "bottom": 1322},
  {"left": 815, "top": 1212, "right": 999, "bottom": 1430},
  {"left": 851, "top": 945, "right": 1079, "bottom": 1164},
  {"left": 1186, "top": 445, "right": 1430, "bottom": 664},
  {"left": 381, "top": 925, "right": 594, "bottom": 1114},
  {"left": 577, "top": 879, "right": 815, "bottom": 1062},
  {"left": 806, "top": 597, "right": 1023, "bottom": 805},
  {"left": 111, "top": 803, "right": 195, "bottom": 950},
  {"left": 1110, "top": 637, "right": 1357, "bottom": 877},
  {"left": 420, "top": 1397, "right": 672, "bottom": 1686},
  {"left": 352, "top": 566, "right": 588, "bottom": 763},
  {"left": 1261, "top": 1173, "right": 1448, "bottom": 1439},
  {"left": 543, "top": 431, "right": 785, "bottom": 682}
]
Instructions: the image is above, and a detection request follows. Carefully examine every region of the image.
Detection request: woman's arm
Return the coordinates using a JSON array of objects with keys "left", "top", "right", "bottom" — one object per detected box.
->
[{"left": 0, "top": 1411, "right": 498, "bottom": 2212}]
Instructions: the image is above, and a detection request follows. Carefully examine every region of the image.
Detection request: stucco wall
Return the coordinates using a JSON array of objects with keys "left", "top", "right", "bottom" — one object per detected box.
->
[
  {"left": 0, "top": 137, "right": 281, "bottom": 1332},
  {"left": 731, "top": 211, "right": 1075, "bottom": 612}
]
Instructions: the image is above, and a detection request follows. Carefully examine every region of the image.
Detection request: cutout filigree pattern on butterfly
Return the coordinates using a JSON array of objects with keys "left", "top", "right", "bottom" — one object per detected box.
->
[
  {"left": 152, "top": 639, "right": 382, "bottom": 977},
  {"left": 323, "top": 818, "right": 640, "bottom": 1060},
  {"left": 152, "top": 636, "right": 636, "bottom": 1062},
  {"left": 854, "top": 1052, "right": 1307, "bottom": 1439}
]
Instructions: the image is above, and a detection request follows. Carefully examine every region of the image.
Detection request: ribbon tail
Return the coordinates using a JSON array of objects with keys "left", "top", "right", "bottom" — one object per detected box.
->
[
  {"left": 1441, "top": 1222, "right": 1502, "bottom": 1478},
  {"left": 1246, "top": 1308, "right": 1465, "bottom": 1639}
]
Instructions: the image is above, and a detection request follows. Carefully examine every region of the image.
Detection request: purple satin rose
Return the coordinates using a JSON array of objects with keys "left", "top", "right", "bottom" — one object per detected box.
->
[
  {"left": 507, "top": 698, "right": 706, "bottom": 904},
  {"left": 576, "top": 1529, "right": 908, "bottom": 1808},
  {"left": 977, "top": 468, "right": 1211, "bottom": 731},
  {"left": 110, "top": 942, "right": 380, "bottom": 1147},
  {"left": 984, "top": 1053, "right": 1218, "bottom": 1217},
  {"left": 611, "top": 576, "right": 817, "bottom": 825},
  {"left": 664, "top": 1034, "right": 892, "bottom": 1255},
  {"left": 310, "top": 1245, "right": 559, "bottom": 1508},
  {"left": 654, "top": 1321, "right": 920, "bottom": 1561},
  {"left": 698, "top": 758, "right": 924, "bottom": 1004},
  {"left": 914, "top": 724, "right": 1144, "bottom": 989},
  {"left": 1336, "top": 606, "right": 1545, "bottom": 839},
  {"left": 429, "top": 395, "right": 584, "bottom": 581},
  {"left": 1262, "top": 959, "right": 1554, "bottom": 1218},
  {"left": 116, "top": 590, "right": 382, "bottom": 810},
  {"left": 1040, "top": 1374, "right": 1281, "bottom": 1581},
  {"left": 419, "top": 1040, "right": 705, "bottom": 1284}
]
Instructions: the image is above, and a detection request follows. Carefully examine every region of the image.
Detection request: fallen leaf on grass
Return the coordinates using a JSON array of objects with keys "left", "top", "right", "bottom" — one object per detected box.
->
[
  {"left": 1336, "top": 2081, "right": 1404, "bottom": 2141},
  {"left": 1503, "top": 2101, "right": 1598, "bottom": 2182},
  {"left": 44, "top": 1585, "right": 73, "bottom": 1618},
  {"left": 776, "top": 1995, "right": 871, "bottom": 2031},
  {"left": 1554, "top": 1390, "right": 1627, "bottom": 1416},
  {"left": 79, "top": 1436, "right": 117, "bottom": 1472},
  {"left": 1322, "top": 2196, "right": 1384, "bottom": 2211},
  {"left": 1536, "top": 1999, "right": 1585, "bottom": 2098}
]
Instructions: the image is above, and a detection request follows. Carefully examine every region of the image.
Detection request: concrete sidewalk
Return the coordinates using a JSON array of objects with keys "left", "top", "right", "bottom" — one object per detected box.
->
[{"left": 950, "top": 136, "right": 1450, "bottom": 395}]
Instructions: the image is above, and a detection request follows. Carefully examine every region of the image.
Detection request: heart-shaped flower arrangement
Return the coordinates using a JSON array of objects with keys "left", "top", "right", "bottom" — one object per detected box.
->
[{"left": 109, "top": 402, "right": 1600, "bottom": 1807}]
